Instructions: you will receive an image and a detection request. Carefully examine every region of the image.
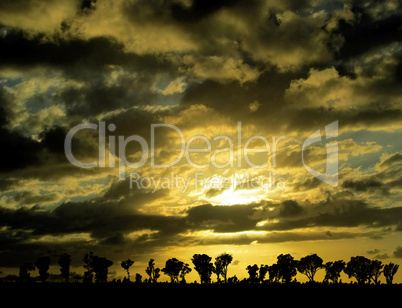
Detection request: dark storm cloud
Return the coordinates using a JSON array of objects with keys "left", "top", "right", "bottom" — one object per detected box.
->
[
  {"left": 259, "top": 199, "right": 402, "bottom": 232},
  {"left": 36, "top": 125, "right": 64, "bottom": 151},
  {"left": 5, "top": 195, "right": 399, "bottom": 247},
  {"left": 185, "top": 203, "right": 260, "bottom": 232},
  {"left": 285, "top": 106, "right": 402, "bottom": 133},
  {"left": 60, "top": 76, "right": 160, "bottom": 117},
  {"left": 80, "top": 0, "right": 96, "bottom": 12},
  {"left": 0, "top": 28, "right": 125, "bottom": 68},
  {"left": 278, "top": 200, "right": 304, "bottom": 218},
  {"left": 179, "top": 67, "right": 309, "bottom": 126},
  {"left": 0, "top": 108, "right": 97, "bottom": 176},
  {"left": 170, "top": 0, "right": 243, "bottom": 22},
  {"left": 0, "top": 122, "right": 41, "bottom": 172},
  {"left": 0, "top": 190, "right": 179, "bottom": 243},
  {"left": 0, "top": 194, "right": 183, "bottom": 267},
  {"left": 333, "top": 6, "right": 402, "bottom": 61},
  {"left": 0, "top": 103, "right": 41, "bottom": 172},
  {"left": 0, "top": 24, "right": 179, "bottom": 117},
  {"left": 170, "top": 1, "right": 402, "bottom": 131}
]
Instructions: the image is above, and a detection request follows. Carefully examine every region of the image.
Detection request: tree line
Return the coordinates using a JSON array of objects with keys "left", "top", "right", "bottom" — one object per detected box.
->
[{"left": 5, "top": 252, "right": 400, "bottom": 285}]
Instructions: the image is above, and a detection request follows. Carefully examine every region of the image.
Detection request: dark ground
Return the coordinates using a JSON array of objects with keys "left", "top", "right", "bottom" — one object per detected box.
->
[{"left": 1, "top": 283, "right": 401, "bottom": 304}]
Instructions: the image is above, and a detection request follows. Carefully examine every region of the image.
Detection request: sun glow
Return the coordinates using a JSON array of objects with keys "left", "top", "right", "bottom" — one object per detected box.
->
[
  {"left": 190, "top": 173, "right": 275, "bottom": 205},
  {"left": 206, "top": 188, "right": 267, "bottom": 205}
]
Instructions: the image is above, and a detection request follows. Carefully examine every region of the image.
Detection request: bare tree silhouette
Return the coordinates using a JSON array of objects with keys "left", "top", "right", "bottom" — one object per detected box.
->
[
  {"left": 179, "top": 262, "right": 191, "bottom": 284},
  {"left": 383, "top": 262, "right": 399, "bottom": 285},
  {"left": 145, "top": 259, "right": 160, "bottom": 283},
  {"left": 121, "top": 259, "right": 134, "bottom": 281},
  {"left": 369, "top": 260, "right": 383, "bottom": 285}
]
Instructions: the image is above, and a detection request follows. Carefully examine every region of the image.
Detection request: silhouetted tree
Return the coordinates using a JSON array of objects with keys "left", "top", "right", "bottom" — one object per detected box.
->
[
  {"left": 73, "top": 273, "right": 83, "bottom": 283},
  {"left": 179, "top": 262, "right": 191, "bottom": 283},
  {"left": 383, "top": 262, "right": 399, "bottom": 285},
  {"left": 297, "top": 254, "right": 323, "bottom": 282},
  {"left": 277, "top": 254, "right": 297, "bottom": 283},
  {"left": 92, "top": 256, "right": 113, "bottom": 283},
  {"left": 324, "top": 260, "right": 345, "bottom": 284},
  {"left": 83, "top": 252, "right": 95, "bottom": 283},
  {"left": 369, "top": 259, "right": 383, "bottom": 285},
  {"left": 135, "top": 273, "right": 142, "bottom": 283},
  {"left": 228, "top": 275, "right": 239, "bottom": 284},
  {"left": 213, "top": 259, "right": 223, "bottom": 283},
  {"left": 145, "top": 259, "right": 160, "bottom": 283},
  {"left": 246, "top": 264, "right": 259, "bottom": 284},
  {"left": 19, "top": 263, "right": 35, "bottom": 283},
  {"left": 192, "top": 254, "right": 214, "bottom": 284},
  {"left": 35, "top": 256, "right": 51, "bottom": 283},
  {"left": 2, "top": 274, "right": 18, "bottom": 282},
  {"left": 344, "top": 256, "right": 371, "bottom": 285},
  {"left": 58, "top": 253, "right": 71, "bottom": 283},
  {"left": 213, "top": 253, "right": 233, "bottom": 283},
  {"left": 121, "top": 259, "right": 134, "bottom": 281},
  {"left": 162, "top": 258, "right": 184, "bottom": 283},
  {"left": 267, "top": 263, "right": 280, "bottom": 283},
  {"left": 259, "top": 264, "right": 269, "bottom": 283}
]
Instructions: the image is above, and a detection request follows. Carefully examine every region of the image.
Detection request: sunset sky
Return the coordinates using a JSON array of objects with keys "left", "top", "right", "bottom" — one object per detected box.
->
[{"left": 0, "top": 0, "right": 402, "bottom": 283}]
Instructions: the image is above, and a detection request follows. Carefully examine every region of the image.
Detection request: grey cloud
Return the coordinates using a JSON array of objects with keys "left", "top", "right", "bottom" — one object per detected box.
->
[
  {"left": 291, "top": 177, "right": 322, "bottom": 192},
  {"left": 367, "top": 248, "right": 380, "bottom": 255},
  {"left": 185, "top": 203, "right": 259, "bottom": 233},
  {"left": 278, "top": 200, "right": 304, "bottom": 218},
  {"left": 272, "top": 201, "right": 402, "bottom": 231},
  {"left": 393, "top": 246, "right": 402, "bottom": 258},
  {"left": 342, "top": 177, "right": 388, "bottom": 194},
  {"left": 333, "top": 6, "right": 402, "bottom": 61},
  {"left": 375, "top": 253, "right": 390, "bottom": 260}
]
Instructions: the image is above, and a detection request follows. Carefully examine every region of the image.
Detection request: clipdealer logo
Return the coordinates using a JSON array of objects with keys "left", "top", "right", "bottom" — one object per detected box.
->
[
  {"left": 302, "top": 121, "right": 339, "bottom": 187},
  {"left": 64, "top": 122, "right": 286, "bottom": 180},
  {"left": 64, "top": 120, "right": 338, "bottom": 189}
]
